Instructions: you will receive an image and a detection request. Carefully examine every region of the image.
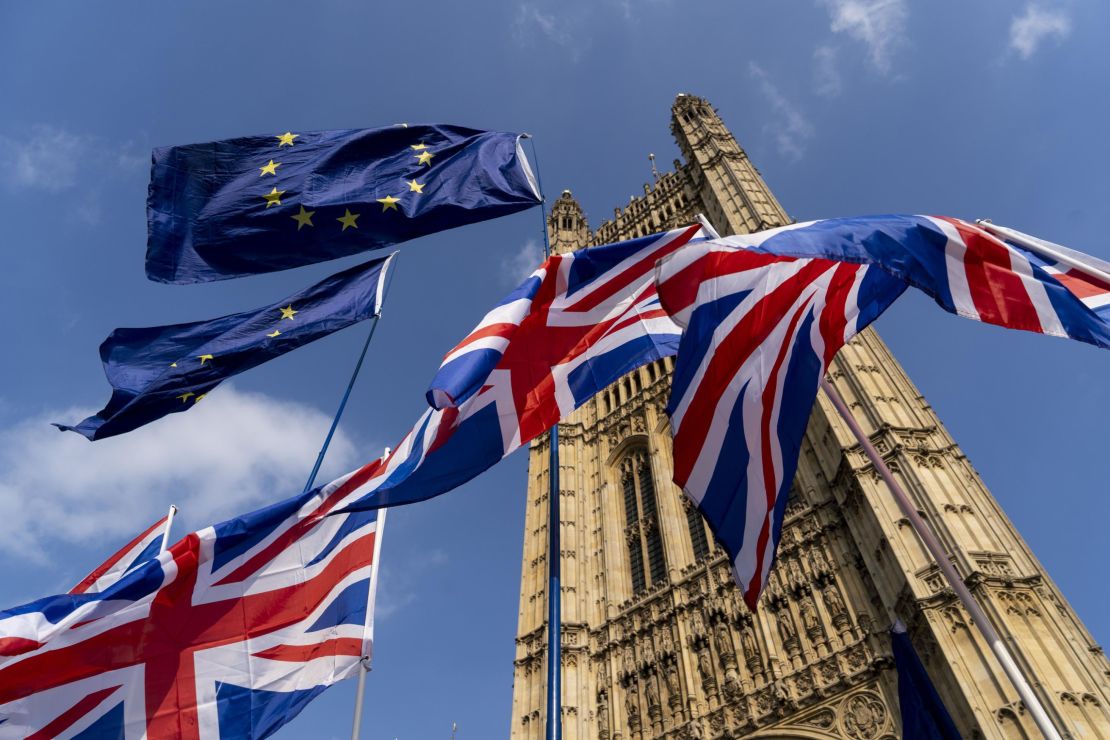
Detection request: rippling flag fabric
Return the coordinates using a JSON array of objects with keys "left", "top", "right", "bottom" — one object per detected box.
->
[
  {"left": 147, "top": 125, "right": 541, "bottom": 283},
  {"left": 0, "top": 474, "right": 386, "bottom": 739},
  {"left": 892, "top": 622, "right": 961, "bottom": 739},
  {"left": 69, "top": 511, "right": 173, "bottom": 595},
  {"left": 335, "top": 223, "right": 711, "bottom": 512},
  {"left": 656, "top": 244, "right": 906, "bottom": 608},
  {"left": 710, "top": 215, "right": 1110, "bottom": 350},
  {"left": 56, "top": 254, "right": 393, "bottom": 441}
]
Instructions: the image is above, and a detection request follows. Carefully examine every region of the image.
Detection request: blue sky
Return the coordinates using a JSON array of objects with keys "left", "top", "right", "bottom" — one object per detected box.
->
[{"left": 2, "top": 1, "right": 1108, "bottom": 737}]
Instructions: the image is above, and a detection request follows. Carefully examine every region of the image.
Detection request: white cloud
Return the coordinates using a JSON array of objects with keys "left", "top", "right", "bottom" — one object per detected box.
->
[
  {"left": 0, "top": 385, "right": 363, "bottom": 565},
  {"left": 502, "top": 238, "right": 544, "bottom": 287},
  {"left": 374, "top": 545, "right": 448, "bottom": 622},
  {"left": 1009, "top": 4, "right": 1071, "bottom": 59},
  {"left": 813, "top": 45, "right": 843, "bottom": 97},
  {"left": 818, "top": 0, "right": 907, "bottom": 74},
  {"left": 0, "top": 126, "right": 90, "bottom": 192},
  {"left": 749, "top": 63, "right": 815, "bottom": 161}
]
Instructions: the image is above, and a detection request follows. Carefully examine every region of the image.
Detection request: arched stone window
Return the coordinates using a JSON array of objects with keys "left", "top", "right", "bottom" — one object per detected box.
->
[
  {"left": 684, "top": 498, "right": 712, "bottom": 562},
  {"left": 621, "top": 449, "right": 667, "bottom": 594}
]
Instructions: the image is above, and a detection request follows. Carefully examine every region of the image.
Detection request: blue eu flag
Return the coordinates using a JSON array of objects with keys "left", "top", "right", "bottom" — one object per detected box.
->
[
  {"left": 146, "top": 125, "right": 540, "bottom": 284},
  {"left": 56, "top": 255, "right": 394, "bottom": 441},
  {"left": 892, "top": 622, "right": 961, "bottom": 739}
]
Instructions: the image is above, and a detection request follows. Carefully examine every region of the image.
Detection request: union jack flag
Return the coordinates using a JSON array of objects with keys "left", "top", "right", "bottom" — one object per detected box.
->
[
  {"left": 656, "top": 243, "right": 906, "bottom": 608},
  {"left": 69, "top": 509, "right": 175, "bottom": 596},
  {"left": 709, "top": 215, "right": 1110, "bottom": 349},
  {"left": 336, "top": 222, "right": 711, "bottom": 513},
  {"left": 0, "top": 471, "right": 386, "bottom": 739}
]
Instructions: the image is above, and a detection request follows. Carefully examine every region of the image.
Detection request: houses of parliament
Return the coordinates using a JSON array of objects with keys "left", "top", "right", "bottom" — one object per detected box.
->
[{"left": 509, "top": 95, "right": 1110, "bottom": 739}]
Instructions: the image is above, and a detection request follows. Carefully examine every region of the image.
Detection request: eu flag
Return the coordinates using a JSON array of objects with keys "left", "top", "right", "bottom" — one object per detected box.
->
[
  {"left": 146, "top": 125, "right": 540, "bottom": 284},
  {"left": 56, "top": 255, "right": 394, "bottom": 441},
  {"left": 892, "top": 622, "right": 961, "bottom": 739}
]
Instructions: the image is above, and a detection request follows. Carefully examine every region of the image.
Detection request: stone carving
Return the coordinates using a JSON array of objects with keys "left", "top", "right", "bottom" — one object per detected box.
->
[
  {"left": 622, "top": 645, "right": 636, "bottom": 677},
  {"left": 626, "top": 685, "right": 642, "bottom": 733},
  {"left": 841, "top": 692, "right": 887, "bottom": 739},
  {"left": 664, "top": 663, "right": 681, "bottom": 704},
  {"left": 799, "top": 597, "right": 823, "bottom": 638},
  {"left": 597, "top": 689, "right": 610, "bottom": 740},
  {"left": 740, "top": 624, "right": 758, "bottom": 662},
  {"left": 809, "top": 546, "right": 831, "bottom": 576},
  {"left": 787, "top": 558, "right": 807, "bottom": 592},
  {"left": 689, "top": 609, "right": 706, "bottom": 637},
  {"left": 714, "top": 620, "right": 736, "bottom": 665},
  {"left": 776, "top": 611, "right": 798, "bottom": 652},
  {"left": 696, "top": 649, "right": 716, "bottom": 691},
  {"left": 644, "top": 676, "right": 661, "bottom": 717}
]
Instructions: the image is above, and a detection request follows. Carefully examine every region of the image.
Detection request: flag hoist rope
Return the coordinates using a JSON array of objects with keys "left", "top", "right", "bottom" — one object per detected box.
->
[
  {"left": 819, "top": 377, "right": 1063, "bottom": 740},
  {"left": 525, "top": 135, "right": 562, "bottom": 740}
]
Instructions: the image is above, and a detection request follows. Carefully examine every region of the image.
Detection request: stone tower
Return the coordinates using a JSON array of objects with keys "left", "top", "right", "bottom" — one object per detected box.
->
[{"left": 510, "top": 94, "right": 1110, "bottom": 739}]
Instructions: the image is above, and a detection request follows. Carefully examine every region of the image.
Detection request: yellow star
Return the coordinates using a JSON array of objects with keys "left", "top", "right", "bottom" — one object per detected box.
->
[
  {"left": 337, "top": 209, "right": 360, "bottom": 231},
  {"left": 410, "top": 143, "right": 429, "bottom": 151},
  {"left": 170, "top": 362, "right": 178, "bottom": 368},
  {"left": 279, "top": 305, "right": 298, "bottom": 320},
  {"left": 267, "top": 329, "right": 282, "bottom": 338},
  {"left": 276, "top": 132, "right": 299, "bottom": 147},
  {"left": 259, "top": 159, "right": 281, "bottom": 176},
  {"left": 291, "top": 205, "right": 315, "bottom": 230},
  {"left": 407, "top": 179, "right": 425, "bottom": 194},
  {"left": 377, "top": 195, "right": 400, "bottom": 212},
  {"left": 198, "top": 354, "right": 214, "bottom": 365},
  {"left": 177, "top": 391, "right": 195, "bottom": 403},
  {"left": 195, "top": 393, "right": 207, "bottom": 403},
  {"left": 263, "top": 187, "right": 285, "bottom": 208},
  {"left": 415, "top": 151, "right": 434, "bottom": 166}
]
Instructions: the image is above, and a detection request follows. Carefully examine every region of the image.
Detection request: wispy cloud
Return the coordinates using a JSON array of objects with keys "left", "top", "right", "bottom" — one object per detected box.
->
[
  {"left": 749, "top": 63, "right": 815, "bottom": 161},
  {"left": 1009, "top": 4, "right": 1071, "bottom": 59},
  {"left": 374, "top": 545, "right": 448, "bottom": 622},
  {"left": 818, "top": 0, "right": 908, "bottom": 74},
  {"left": 514, "top": 4, "right": 584, "bottom": 60},
  {"left": 502, "top": 238, "right": 544, "bottom": 288},
  {"left": 0, "top": 385, "right": 361, "bottom": 566},
  {"left": 813, "top": 45, "right": 843, "bottom": 97},
  {"left": 0, "top": 126, "right": 90, "bottom": 192}
]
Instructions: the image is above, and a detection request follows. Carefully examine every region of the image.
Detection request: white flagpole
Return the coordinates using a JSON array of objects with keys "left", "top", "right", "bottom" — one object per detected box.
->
[
  {"left": 350, "top": 454, "right": 389, "bottom": 740},
  {"left": 976, "top": 220, "right": 1110, "bottom": 285},
  {"left": 819, "top": 378, "right": 1062, "bottom": 739},
  {"left": 350, "top": 660, "right": 370, "bottom": 740},
  {"left": 158, "top": 505, "right": 178, "bottom": 554}
]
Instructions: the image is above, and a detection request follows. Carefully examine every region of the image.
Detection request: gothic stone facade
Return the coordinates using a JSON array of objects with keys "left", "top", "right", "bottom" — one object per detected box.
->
[{"left": 510, "top": 95, "right": 1110, "bottom": 739}]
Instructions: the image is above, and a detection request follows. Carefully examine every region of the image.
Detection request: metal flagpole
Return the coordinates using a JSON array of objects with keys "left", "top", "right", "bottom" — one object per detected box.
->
[
  {"left": 349, "top": 658, "right": 370, "bottom": 740},
  {"left": 302, "top": 253, "right": 398, "bottom": 494},
  {"left": 525, "top": 136, "right": 561, "bottom": 740},
  {"left": 350, "top": 475, "right": 388, "bottom": 740},
  {"left": 818, "top": 377, "right": 1063, "bottom": 740},
  {"left": 157, "top": 504, "right": 178, "bottom": 554}
]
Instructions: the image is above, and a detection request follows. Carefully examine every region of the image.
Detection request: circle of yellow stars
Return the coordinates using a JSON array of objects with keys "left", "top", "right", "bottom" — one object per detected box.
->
[{"left": 254, "top": 131, "right": 432, "bottom": 236}]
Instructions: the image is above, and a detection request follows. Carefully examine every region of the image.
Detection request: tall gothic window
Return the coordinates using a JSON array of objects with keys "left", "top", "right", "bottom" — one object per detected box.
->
[
  {"left": 685, "top": 501, "right": 711, "bottom": 561},
  {"left": 621, "top": 450, "right": 667, "bottom": 594}
]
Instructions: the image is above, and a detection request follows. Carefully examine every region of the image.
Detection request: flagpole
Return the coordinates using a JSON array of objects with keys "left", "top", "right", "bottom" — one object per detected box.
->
[
  {"left": 302, "top": 254, "right": 398, "bottom": 494},
  {"left": 350, "top": 657, "right": 370, "bottom": 740},
  {"left": 158, "top": 505, "right": 178, "bottom": 554},
  {"left": 351, "top": 484, "right": 388, "bottom": 740},
  {"left": 526, "top": 136, "right": 561, "bottom": 740},
  {"left": 818, "top": 377, "right": 1063, "bottom": 740}
]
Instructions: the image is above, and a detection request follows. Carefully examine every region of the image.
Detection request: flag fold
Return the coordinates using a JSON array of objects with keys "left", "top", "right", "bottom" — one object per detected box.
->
[
  {"left": 147, "top": 125, "right": 540, "bottom": 284},
  {"left": 56, "top": 254, "right": 393, "bottom": 441}
]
